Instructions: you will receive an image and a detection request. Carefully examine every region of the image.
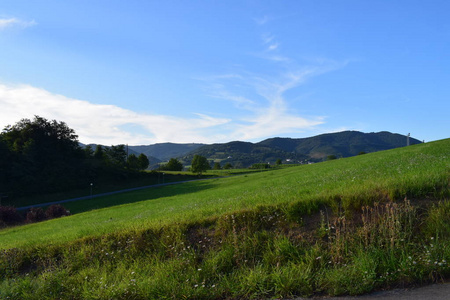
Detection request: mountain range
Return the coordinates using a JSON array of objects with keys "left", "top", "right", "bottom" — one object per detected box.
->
[{"left": 127, "top": 131, "right": 422, "bottom": 168}]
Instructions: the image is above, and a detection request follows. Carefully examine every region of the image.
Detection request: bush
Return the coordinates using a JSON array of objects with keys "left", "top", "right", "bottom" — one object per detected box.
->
[
  {"left": 250, "top": 163, "right": 270, "bottom": 169},
  {"left": 26, "top": 207, "right": 47, "bottom": 223},
  {"left": 0, "top": 206, "right": 23, "bottom": 226},
  {"left": 46, "top": 205, "right": 70, "bottom": 219}
]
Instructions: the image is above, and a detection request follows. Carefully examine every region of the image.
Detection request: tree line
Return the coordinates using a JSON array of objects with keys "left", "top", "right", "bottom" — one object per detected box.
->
[{"left": 0, "top": 116, "right": 150, "bottom": 201}]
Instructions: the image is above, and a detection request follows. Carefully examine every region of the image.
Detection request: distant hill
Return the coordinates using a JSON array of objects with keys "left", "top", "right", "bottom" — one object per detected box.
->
[
  {"left": 86, "top": 131, "right": 422, "bottom": 169},
  {"left": 258, "top": 131, "right": 421, "bottom": 159},
  {"left": 181, "top": 131, "right": 422, "bottom": 167},
  {"left": 128, "top": 143, "right": 205, "bottom": 161}
]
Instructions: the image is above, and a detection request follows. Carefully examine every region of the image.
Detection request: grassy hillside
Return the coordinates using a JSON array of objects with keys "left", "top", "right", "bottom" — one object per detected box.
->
[{"left": 0, "top": 139, "right": 448, "bottom": 299}]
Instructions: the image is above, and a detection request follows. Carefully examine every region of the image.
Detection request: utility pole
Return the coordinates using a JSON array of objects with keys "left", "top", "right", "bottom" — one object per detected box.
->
[{"left": 407, "top": 133, "right": 410, "bottom": 146}]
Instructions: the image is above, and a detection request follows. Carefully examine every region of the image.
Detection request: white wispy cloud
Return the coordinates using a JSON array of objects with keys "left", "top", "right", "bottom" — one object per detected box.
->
[
  {"left": 254, "top": 15, "right": 271, "bottom": 26},
  {"left": 0, "top": 18, "right": 36, "bottom": 30},
  {"left": 261, "top": 33, "right": 275, "bottom": 44},
  {"left": 198, "top": 59, "right": 348, "bottom": 141},
  {"left": 261, "top": 33, "right": 280, "bottom": 52},
  {"left": 268, "top": 43, "right": 279, "bottom": 51},
  {"left": 0, "top": 83, "right": 230, "bottom": 145}
]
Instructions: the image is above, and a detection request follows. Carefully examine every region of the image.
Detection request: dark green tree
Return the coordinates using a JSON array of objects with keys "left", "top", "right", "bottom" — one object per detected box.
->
[
  {"left": 326, "top": 155, "right": 337, "bottom": 161},
  {"left": 94, "top": 145, "right": 106, "bottom": 160},
  {"left": 223, "top": 162, "right": 233, "bottom": 169},
  {"left": 0, "top": 116, "right": 84, "bottom": 196},
  {"left": 106, "top": 145, "right": 127, "bottom": 167},
  {"left": 163, "top": 158, "right": 183, "bottom": 171},
  {"left": 2, "top": 116, "right": 80, "bottom": 159},
  {"left": 0, "top": 136, "right": 13, "bottom": 193},
  {"left": 275, "top": 159, "right": 282, "bottom": 166},
  {"left": 191, "top": 155, "right": 210, "bottom": 175},
  {"left": 138, "top": 153, "right": 150, "bottom": 170},
  {"left": 84, "top": 145, "right": 94, "bottom": 158},
  {"left": 127, "top": 154, "right": 140, "bottom": 170},
  {"left": 213, "top": 162, "right": 221, "bottom": 170}
]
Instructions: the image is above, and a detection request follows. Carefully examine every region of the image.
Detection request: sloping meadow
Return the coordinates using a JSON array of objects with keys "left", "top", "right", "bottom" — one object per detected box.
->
[{"left": 1, "top": 139, "right": 449, "bottom": 299}]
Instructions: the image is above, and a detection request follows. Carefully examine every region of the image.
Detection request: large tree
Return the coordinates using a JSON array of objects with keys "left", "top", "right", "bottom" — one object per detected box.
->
[
  {"left": 1, "top": 116, "right": 84, "bottom": 195},
  {"left": 127, "top": 154, "right": 140, "bottom": 170},
  {"left": 162, "top": 158, "right": 183, "bottom": 171},
  {"left": 2, "top": 116, "right": 81, "bottom": 159},
  {"left": 191, "top": 155, "right": 210, "bottom": 175},
  {"left": 127, "top": 153, "right": 149, "bottom": 170},
  {"left": 138, "top": 153, "right": 150, "bottom": 170},
  {"left": 106, "top": 145, "right": 127, "bottom": 167}
]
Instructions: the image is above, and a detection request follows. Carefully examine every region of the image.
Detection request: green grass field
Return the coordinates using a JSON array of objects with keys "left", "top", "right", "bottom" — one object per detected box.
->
[{"left": 0, "top": 139, "right": 449, "bottom": 299}]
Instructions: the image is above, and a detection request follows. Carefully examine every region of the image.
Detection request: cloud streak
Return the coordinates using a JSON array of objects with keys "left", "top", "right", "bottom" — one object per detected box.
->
[{"left": 0, "top": 18, "right": 36, "bottom": 30}]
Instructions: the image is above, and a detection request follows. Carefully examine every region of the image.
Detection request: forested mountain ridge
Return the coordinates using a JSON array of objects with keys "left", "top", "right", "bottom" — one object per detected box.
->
[
  {"left": 85, "top": 131, "right": 421, "bottom": 168},
  {"left": 257, "top": 131, "right": 422, "bottom": 159},
  {"left": 129, "top": 143, "right": 205, "bottom": 161},
  {"left": 180, "top": 131, "right": 422, "bottom": 167}
]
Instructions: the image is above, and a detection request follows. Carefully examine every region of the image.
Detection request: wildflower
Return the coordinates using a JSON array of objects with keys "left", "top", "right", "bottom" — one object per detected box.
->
[{"left": 316, "top": 256, "right": 322, "bottom": 260}]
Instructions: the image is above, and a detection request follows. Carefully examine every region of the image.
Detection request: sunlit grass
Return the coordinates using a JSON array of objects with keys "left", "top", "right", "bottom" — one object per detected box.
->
[
  {"left": 1, "top": 139, "right": 448, "bottom": 249},
  {"left": 0, "top": 139, "right": 449, "bottom": 299}
]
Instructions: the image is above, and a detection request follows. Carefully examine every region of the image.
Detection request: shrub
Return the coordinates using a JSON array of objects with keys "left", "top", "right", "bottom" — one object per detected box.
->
[
  {"left": 46, "top": 204, "right": 70, "bottom": 219},
  {"left": 250, "top": 163, "right": 270, "bottom": 169},
  {"left": 0, "top": 206, "right": 23, "bottom": 226},
  {"left": 223, "top": 162, "right": 233, "bottom": 169},
  {"left": 26, "top": 207, "right": 47, "bottom": 223}
]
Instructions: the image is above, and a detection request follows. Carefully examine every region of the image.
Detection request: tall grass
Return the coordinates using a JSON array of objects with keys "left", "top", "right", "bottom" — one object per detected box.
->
[{"left": 0, "top": 139, "right": 449, "bottom": 298}]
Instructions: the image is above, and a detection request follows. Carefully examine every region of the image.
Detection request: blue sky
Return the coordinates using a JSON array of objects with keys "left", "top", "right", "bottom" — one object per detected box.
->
[{"left": 0, "top": 1, "right": 448, "bottom": 145}]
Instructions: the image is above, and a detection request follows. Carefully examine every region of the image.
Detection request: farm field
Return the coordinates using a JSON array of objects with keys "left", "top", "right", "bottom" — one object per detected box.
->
[{"left": 0, "top": 139, "right": 449, "bottom": 299}]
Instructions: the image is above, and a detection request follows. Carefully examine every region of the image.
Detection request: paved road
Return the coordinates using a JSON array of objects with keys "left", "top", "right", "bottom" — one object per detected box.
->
[
  {"left": 292, "top": 282, "right": 450, "bottom": 300},
  {"left": 16, "top": 178, "right": 209, "bottom": 211}
]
